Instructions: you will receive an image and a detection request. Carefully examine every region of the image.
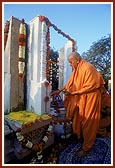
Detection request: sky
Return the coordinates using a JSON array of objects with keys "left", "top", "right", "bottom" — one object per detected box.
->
[{"left": 3, "top": 2, "right": 112, "bottom": 55}]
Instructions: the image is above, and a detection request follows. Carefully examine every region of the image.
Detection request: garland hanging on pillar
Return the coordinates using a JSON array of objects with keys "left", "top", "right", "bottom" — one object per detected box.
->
[
  {"left": 4, "top": 20, "right": 10, "bottom": 50},
  {"left": 18, "top": 19, "right": 26, "bottom": 78},
  {"left": 46, "top": 26, "right": 51, "bottom": 81},
  {"left": 39, "top": 15, "right": 76, "bottom": 81},
  {"left": 39, "top": 15, "right": 76, "bottom": 52}
]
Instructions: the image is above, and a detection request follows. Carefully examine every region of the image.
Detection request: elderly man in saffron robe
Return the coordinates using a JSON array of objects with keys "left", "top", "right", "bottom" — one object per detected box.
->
[{"left": 51, "top": 52, "right": 105, "bottom": 157}]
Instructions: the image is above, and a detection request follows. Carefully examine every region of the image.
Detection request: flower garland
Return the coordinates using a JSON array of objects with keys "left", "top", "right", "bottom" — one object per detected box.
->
[
  {"left": 46, "top": 27, "right": 50, "bottom": 80},
  {"left": 16, "top": 118, "right": 72, "bottom": 163},
  {"left": 4, "top": 20, "right": 10, "bottom": 50},
  {"left": 39, "top": 15, "right": 51, "bottom": 81},
  {"left": 39, "top": 15, "right": 76, "bottom": 81},
  {"left": 16, "top": 124, "right": 53, "bottom": 154},
  {"left": 44, "top": 80, "right": 50, "bottom": 87},
  {"left": 30, "top": 119, "right": 72, "bottom": 163},
  {"left": 18, "top": 19, "right": 26, "bottom": 78},
  {"left": 39, "top": 15, "right": 76, "bottom": 51},
  {"left": 44, "top": 80, "right": 50, "bottom": 103}
]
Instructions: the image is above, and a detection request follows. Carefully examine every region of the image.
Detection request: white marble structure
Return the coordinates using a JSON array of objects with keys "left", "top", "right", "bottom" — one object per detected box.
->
[
  {"left": 4, "top": 15, "right": 74, "bottom": 115},
  {"left": 26, "top": 16, "right": 51, "bottom": 115},
  {"left": 58, "top": 40, "right": 73, "bottom": 91},
  {"left": 4, "top": 17, "right": 23, "bottom": 114},
  {"left": 4, "top": 27, "right": 11, "bottom": 114}
]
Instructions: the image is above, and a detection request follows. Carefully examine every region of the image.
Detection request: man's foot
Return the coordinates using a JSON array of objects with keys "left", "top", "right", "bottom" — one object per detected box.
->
[{"left": 75, "top": 150, "right": 90, "bottom": 157}]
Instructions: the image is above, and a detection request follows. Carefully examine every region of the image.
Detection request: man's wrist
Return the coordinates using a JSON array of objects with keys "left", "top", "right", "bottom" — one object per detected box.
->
[{"left": 72, "top": 91, "right": 79, "bottom": 95}]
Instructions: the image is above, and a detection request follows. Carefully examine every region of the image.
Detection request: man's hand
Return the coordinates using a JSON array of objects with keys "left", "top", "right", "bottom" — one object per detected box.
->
[
  {"left": 64, "top": 91, "right": 71, "bottom": 96},
  {"left": 50, "top": 90, "right": 61, "bottom": 96}
]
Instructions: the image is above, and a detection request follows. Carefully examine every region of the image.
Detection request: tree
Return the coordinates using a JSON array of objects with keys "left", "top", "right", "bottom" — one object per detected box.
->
[
  {"left": 81, "top": 35, "right": 111, "bottom": 84},
  {"left": 49, "top": 49, "right": 59, "bottom": 90},
  {"left": 49, "top": 49, "right": 59, "bottom": 62}
]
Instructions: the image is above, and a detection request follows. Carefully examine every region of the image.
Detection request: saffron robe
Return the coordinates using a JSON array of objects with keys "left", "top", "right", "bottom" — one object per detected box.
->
[
  {"left": 98, "top": 92, "right": 111, "bottom": 137},
  {"left": 64, "top": 59, "right": 105, "bottom": 151}
]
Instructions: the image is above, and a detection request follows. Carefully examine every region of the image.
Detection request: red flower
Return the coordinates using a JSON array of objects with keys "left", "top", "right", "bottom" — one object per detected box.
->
[
  {"left": 44, "top": 96, "right": 49, "bottom": 102},
  {"left": 39, "top": 141, "right": 45, "bottom": 149},
  {"left": 39, "top": 15, "right": 45, "bottom": 22},
  {"left": 47, "top": 50, "right": 50, "bottom": 56},
  {"left": 44, "top": 81, "right": 49, "bottom": 87},
  {"left": 18, "top": 73, "right": 23, "bottom": 78}
]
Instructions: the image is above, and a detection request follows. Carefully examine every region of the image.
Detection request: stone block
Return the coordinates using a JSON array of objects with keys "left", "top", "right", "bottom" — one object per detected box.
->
[
  {"left": 4, "top": 125, "right": 15, "bottom": 163},
  {"left": 53, "top": 120, "right": 72, "bottom": 137},
  {"left": 5, "top": 117, "right": 52, "bottom": 133},
  {"left": 14, "top": 134, "right": 54, "bottom": 160}
]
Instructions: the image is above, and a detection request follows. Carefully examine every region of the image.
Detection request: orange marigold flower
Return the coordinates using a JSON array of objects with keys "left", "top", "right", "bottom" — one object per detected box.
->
[{"left": 39, "top": 15, "right": 45, "bottom": 22}]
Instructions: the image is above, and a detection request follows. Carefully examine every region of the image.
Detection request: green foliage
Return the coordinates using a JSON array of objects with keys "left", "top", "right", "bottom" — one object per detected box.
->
[
  {"left": 81, "top": 35, "right": 111, "bottom": 82},
  {"left": 49, "top": 49, "right": 59, "bottom": 62},
  {"left": 49, "top": 49, "right": 59, "bottom": 90}
]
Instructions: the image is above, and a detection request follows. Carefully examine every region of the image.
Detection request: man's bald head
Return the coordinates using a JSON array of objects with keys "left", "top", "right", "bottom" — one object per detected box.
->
[{"left": 68, "top": 52, "right": 81, "bottom": 62}]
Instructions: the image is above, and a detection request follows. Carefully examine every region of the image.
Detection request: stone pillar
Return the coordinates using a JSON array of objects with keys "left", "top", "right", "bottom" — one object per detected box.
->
[
  {"left": 58, "top": 40, "right": 73, "bottom": 89},
  {"left": 26, "top": 16, "right": 51, "bottom": 115},
  {"left": 4, "top": 19, "right": 11, "bottom": 114},
  {"left": 58, "top": 47, "right": 64, "bottom": 90},
  {"left": 4, "top": 73, "right": 11, "bottom": 114},
  {"left": 4, "top": 16, "right": 25, "bottom": 113}
]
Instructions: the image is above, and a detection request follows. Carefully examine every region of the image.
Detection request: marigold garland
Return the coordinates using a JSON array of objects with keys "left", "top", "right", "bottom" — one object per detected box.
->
[
  {"left": 16, "top": 124, "right": 53, "bottom": 153},
  {"left": 44, "top": 81, "right": 50, "bottom": 87},
  {"left": 18, "top": 19, "right": 26, "bottom": 78},
  {"left": 38, "top": 15, "right": 76, "bottom": 50},
  {"left": 15, "top": 119, "right": 72, "bottom": 162},
  {"left": 15, "top": 116, "right": 72, "bottom": 163},
  {"left": 44, "top": 96, "right": 50, "bottom": 102},
  {"left": 4, "top": 20, "right": 10, "bottom": 50},
  {"left": 38, "top": 15, "right": 76, "bottom": 81}
]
